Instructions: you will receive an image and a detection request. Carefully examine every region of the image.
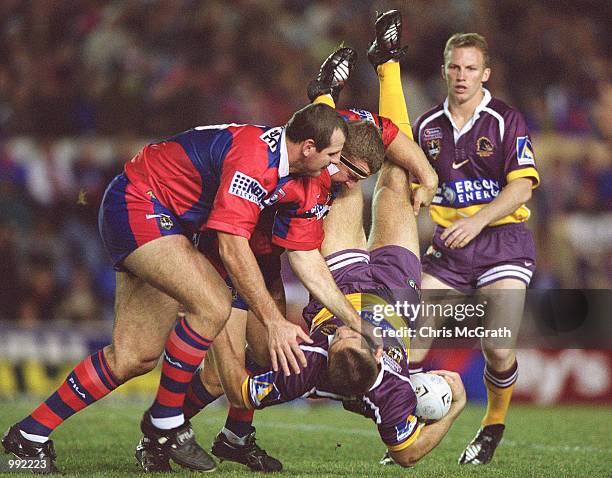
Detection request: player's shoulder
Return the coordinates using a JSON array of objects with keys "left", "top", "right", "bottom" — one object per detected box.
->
[
  {"left": 486, "top": 97, "right": 526, "bottom": 121},
  {"left": 414, "top": 103, "right": 445, "bottom": 130}
]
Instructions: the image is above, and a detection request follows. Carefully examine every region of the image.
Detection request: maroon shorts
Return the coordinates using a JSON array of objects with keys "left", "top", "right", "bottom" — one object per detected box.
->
[
  {"left": 422, "top": 223, "right": 536, "bottom": 291},
  {"left": 302, "top": 246, "right": 422, "bottom": 327}
]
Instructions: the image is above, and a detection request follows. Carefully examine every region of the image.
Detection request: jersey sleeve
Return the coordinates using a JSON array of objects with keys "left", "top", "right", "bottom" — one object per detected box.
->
[
  {"left": 242, "top": 350, "right": 325, "bottom": 409},
  {"left": 502, "top": 109, "right": 540, "bottom": 188},
  {"left": 378, "top": 116, "right": 400, "bottom": 149},
  {"left": 372, "top": 374, "right": 421, "bottom": 451},
  {"left": 206, "top": 128, "right": 278, "bottom": 238}
]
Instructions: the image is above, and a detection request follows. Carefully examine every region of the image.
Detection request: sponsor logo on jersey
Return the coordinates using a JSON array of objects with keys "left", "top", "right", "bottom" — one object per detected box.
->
[
  {"left": 260, "top": 127, "right": 283, "bottom": 153},
  {"left": 262, "top": 188, "right": 286, "bottom": 207},
  {"left": 476, "top": 136, "right": 494, "bottom": 157},
  {"left": 349, "top": 108, "right": 376, "bottom": 125},
  {"left": 451, "top": 159, "right": 469, "bottom": 169},
  {"left": 229, "top": 171, "right": 268, "bottom": 205},
  {"left": 304, "top": 203, "right": 330, "bottom": 220},
  {"left": 395, "top": 415, "right": 418, "bottom": 442},
  {"left": 438, "top": 178, "right": 500, "bottom": 207},
  {"left": 516, "top": 136, "right": 535, "bottom": 166},
  {"left": 382, "top": 352, "right": 403, "bottom": 374},
  {"left": 426, "top": 139, "right": 441, "bottom": 160},
  {"left": 423, "top": 127, "right": 443, "bottom": 140}
]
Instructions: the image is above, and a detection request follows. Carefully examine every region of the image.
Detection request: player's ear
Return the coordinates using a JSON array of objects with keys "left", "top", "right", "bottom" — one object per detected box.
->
[
  {"left": 302, "top": 139, "right": 317, "bottom": 157},
  {"left": 374, "top": 347, "right": 384, "bottom": 363},
  {"left": 482, "top": 67, "right": 491, "bottom": 83}
]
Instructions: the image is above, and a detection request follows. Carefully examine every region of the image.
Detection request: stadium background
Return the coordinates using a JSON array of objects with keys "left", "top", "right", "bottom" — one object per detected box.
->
[{"left": 0, "top": 0, "right": 610, "bottom": 452}]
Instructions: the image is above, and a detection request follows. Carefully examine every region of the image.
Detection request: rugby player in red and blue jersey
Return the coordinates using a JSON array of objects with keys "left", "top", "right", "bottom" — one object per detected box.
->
[
  {"left": 406, "top": 32, "right": 540, "bottom": 464},
  {"left": 2, "top": 104, "right": 375, "bottom": 472}
]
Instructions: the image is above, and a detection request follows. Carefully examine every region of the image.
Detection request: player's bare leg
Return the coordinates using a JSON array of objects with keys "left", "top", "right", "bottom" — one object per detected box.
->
[
  {"left": 4, "top": 234, "right": 232, "bottom": 473},
  {"left": 459, "top": 278, "right": 526, "bottom": 465}
]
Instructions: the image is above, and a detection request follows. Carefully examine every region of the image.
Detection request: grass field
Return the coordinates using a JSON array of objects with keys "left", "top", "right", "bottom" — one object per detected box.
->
[{"left": 1, "top": 400, "right": 611, "bottom": 477}]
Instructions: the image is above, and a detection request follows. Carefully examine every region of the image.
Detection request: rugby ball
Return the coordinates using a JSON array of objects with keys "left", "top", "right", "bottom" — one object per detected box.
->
[{"left": 411, "top": 373, "right": 452, "bottom": 420}]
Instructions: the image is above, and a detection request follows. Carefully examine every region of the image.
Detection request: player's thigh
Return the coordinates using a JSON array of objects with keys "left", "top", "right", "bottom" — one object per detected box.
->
[
  {"left": 108, "top": 270, "right": 180, "bottom": 379},
  {"left": 421, "top": 272, "right": 457, "bottom": 291},
  {"left": 368, "top": 162, "right": 419, "bottom": 255},
  {"left": 123, "top": 234, "right": 232, "bottom": 334},
  {"left": 478, "top": 278, "right": 526, "bottom": 355},
  {"left": 320, "top": 183, "right": 367, "bottom": 257}
]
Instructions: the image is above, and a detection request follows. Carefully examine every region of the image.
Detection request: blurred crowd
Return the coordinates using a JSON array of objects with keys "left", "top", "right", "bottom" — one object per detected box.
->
[{"left": 0, "top": 0, "right": 610, "bottom": 325}]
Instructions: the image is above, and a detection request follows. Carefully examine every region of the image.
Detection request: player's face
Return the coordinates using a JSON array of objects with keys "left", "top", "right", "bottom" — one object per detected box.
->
[
  {"left": 330, "top": 154, "right": 371, "bottom": 189},
  {"left": 442, "top": 47, "right": 490, "bottom": 105},
  {"left": 328, "top": 326, "right": 363, "bottom": 352},
  {"left": 298, "top": 128, "right": 345, "bottom": 177}
]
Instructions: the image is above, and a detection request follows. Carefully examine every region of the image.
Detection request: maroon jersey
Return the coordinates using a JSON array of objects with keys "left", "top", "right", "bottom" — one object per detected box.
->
[
  {"left": 242, "top": 315, "right": 421, "bottom": 452},
  {"left": 413, "top": 89, "right": 540, "bottom": 228}
]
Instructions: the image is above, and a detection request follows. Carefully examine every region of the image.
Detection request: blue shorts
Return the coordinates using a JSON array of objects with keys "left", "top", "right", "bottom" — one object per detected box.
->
[{"left": 98, "top": 173, "right": 186, "bottom": 271}]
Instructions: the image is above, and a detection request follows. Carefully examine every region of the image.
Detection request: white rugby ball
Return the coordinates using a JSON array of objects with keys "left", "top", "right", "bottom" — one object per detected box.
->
[{"left": 411, "top": 372, "right": 452, "bottom": 420}]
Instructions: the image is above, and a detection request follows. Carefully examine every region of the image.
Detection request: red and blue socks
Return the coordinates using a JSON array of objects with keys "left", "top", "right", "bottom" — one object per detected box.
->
[
  {"left": 149, "top": 317, "right": 212, "bottom": 429},
  {"left": 18, "top": 350, "right": 118, "bottom": 442}
]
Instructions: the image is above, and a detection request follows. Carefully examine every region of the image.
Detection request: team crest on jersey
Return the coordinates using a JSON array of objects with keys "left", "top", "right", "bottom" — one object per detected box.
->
[
  {"left": 395, "top": 415, "right": 418, "bottom": 442},
  {"left": 229, "top": 171, "right": 268, "bottom": 205},
  {"left": 476, "top": 136, "right": 494, "bottom": 157},
  {"left": 262, "top": 188, "right": 286, "bottom": 207},
  {"left": 349, "top": 108, "right": 376, "bottom": 124},
  {"left": 426, "top": 139, "right": 441, "bottom": 160},
  {"left": 260, "top": 127, "right": 283, "bottom": 152},
  {"left": 516, "top": 136, "right": 535, "bottom": 166},
  {"left": 386, "top": 346, "right": 404, "bottom": 365},
  {"left": 423, "top": 127, "right": 443, "bottom": 140}
]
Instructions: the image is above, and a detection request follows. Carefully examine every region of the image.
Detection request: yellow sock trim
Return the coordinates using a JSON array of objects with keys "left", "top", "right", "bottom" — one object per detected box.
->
[
  {"left": 377, "top": 61, "right": 413, "bottom": 139},
  {"left": 313, "top": 94, "right": 336, "bottom": 108},
  {"left": 482, "top": 381, "right": 515, "bottom": 426}
]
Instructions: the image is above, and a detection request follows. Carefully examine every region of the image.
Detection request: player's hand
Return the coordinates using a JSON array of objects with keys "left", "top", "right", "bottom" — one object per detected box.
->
[
  {"left": 440, "top": 216, "right": 486, "bottom": 249},
  {"left": 430, "top": 370, "right": 467, "bottom": 406},
  {"left": 267, "top": 320, "right": 313, "bottom": 376},
  {"left": 411, "top": 185, "right": 436, "bottom": 216}
]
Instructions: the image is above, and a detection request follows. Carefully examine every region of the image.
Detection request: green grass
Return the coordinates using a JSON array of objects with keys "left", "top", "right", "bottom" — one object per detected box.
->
[{"left": 1, "top": 400, "right": 611, "bottom": 477}]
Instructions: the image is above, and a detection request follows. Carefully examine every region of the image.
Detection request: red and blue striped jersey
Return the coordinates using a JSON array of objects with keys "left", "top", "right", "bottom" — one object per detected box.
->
[{"left": 124, "top": 123, "right": 289, "bottom": 240}]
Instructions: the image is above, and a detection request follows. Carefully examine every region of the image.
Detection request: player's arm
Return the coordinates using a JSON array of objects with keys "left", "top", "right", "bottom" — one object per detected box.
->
[
  {"left": 286, "top": 249, "right": 363, "bottom": 333},
  {"left": 385, "top": 131, "right": 438, "bottom": 215},
  {"left": 218, "top": 232, "right": 312, "bottom": 376},
  {"left": 441, "top": 177, "right": 534, "bottom": 248},
  {"left": 389, "top": 371, "right": 466, "bottom": 467}
]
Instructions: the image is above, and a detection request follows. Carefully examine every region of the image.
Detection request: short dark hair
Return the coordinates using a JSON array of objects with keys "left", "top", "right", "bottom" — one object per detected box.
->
[
  {"left": 327, "top": 346, "right": 379, "bottom": 396},
  {"left": 285, "top": 103, "right": 348, "bottom": 151},
  {"left": 444, "top": 33, "right": 490, "bottom": 68},
  {"left": 344, "top": 120, "right": 385, "bottom": 174}
]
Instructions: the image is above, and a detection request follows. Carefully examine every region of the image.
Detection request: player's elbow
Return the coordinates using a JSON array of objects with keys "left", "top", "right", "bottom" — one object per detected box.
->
[{"left": 390, "top": 450, "right": 420, "bottom": 468}]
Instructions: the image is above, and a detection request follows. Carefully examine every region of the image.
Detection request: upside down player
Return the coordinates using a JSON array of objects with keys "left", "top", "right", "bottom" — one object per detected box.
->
[
  {"left": 2, "top": 104, "right": 375, "bottom": 473},
  {"left": 134, "top": 41, "right": 439, "bottom": 471},
  {"left": 405, "top": 30, "right": 541, "bottom": 464}
]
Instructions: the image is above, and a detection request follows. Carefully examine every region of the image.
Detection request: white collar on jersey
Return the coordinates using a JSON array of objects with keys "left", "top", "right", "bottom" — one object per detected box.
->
[
  {"left": 278, "top": 128, "right": 289, "bottom": 178},
  {"left": 443, "top": 88, "right": 492, "bottom": 142}
]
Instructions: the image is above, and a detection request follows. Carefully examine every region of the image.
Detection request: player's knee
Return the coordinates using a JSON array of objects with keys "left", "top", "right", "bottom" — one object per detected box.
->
[
  {"left": 225, "top": 389, "right": 248, "bottom": 410},
  {"left": 184, "top": 288, "right": 232, "bottom": 327},
  {"left": 107, "top": 348, "right": 158, "bottom": 382},
  {"left": 483, "top": 347, "right": 514, "bottom": 370}
]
